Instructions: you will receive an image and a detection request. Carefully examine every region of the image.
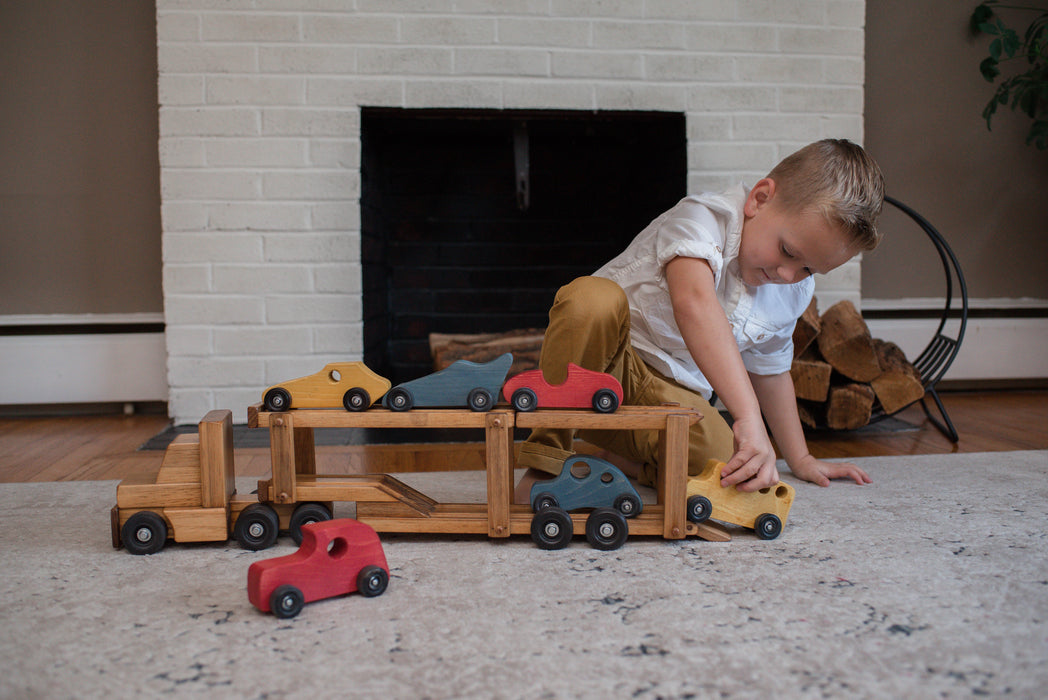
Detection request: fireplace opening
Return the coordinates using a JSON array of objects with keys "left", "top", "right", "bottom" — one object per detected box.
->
[{"left": 361, "top": 107, "right": 686, "bottom": 385}]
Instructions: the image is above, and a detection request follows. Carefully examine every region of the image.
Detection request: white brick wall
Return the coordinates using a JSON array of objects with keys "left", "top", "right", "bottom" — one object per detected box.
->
[{"left": 157, "top": 0, "right": 867, "bottom": 424}]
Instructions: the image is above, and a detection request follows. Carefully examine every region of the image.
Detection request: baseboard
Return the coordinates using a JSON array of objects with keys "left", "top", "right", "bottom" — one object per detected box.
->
[
  {"left": 0, "top": 314, "right": 168, "bottom": 405},
  {"left": 864, "top": 302, "right": 1048, "bottom": 382}
]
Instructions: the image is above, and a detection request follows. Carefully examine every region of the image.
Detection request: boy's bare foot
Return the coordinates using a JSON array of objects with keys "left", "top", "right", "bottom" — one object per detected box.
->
[{"left": 513, "top": 467, "right": 554, "bottom": 505}]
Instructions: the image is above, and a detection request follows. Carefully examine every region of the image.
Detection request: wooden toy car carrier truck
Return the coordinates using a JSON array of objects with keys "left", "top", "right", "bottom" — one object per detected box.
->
[{"left": 113, "top": 403, "right": 730, "bottom": 554}]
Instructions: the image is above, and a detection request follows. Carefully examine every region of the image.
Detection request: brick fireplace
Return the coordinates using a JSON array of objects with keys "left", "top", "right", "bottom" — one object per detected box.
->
[{"left": 158, "top": 1, "right": 868, "bottom": 424}]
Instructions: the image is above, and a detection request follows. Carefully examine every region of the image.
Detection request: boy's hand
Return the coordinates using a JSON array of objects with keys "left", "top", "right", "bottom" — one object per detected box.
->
[
  {"left": 720, "top": 415, "right": 780, "bottom": 492},
  {"left": 789, "top": 454, "right": 872, "bottom": 487}
]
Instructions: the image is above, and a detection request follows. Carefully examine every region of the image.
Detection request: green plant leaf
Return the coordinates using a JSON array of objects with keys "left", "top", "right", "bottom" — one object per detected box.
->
[
  {"left": 980, "top": 56, "right": 1001, "bottom": 81},
  {"left": 971, "top": 4, "right": 996, "bottom": 33},
  {"left": 1002, "top": 28, "right": 1022, "bottom": 57},
  {"left": 990, "top": 36, "right": 1003, "bottom": 59}
]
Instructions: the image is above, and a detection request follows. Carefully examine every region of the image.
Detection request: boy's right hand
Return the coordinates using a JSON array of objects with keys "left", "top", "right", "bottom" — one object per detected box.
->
[{"left": 720, "top": 415, "right": 779, "bottom": 492}]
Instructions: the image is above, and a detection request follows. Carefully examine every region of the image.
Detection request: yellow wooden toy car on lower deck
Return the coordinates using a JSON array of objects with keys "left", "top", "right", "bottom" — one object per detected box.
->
[
  {"left": 685, "top": 459, "right": 795, "bottom": 539},
  {"left": 262, "top": 362, "right": 392, "bottom": 412}
]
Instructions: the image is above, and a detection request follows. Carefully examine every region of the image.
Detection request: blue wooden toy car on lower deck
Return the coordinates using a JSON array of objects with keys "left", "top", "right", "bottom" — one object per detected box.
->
[{"left": 529, "top": 454, "right": 642, "bottom": 551}]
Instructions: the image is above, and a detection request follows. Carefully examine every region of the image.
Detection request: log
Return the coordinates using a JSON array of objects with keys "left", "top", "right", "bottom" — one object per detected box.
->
[
  {"left": 875, "top": 339, "right": 922, "bottom": 382},
  {"left": 825, "top": 383, "right": 875, "bottom": 431},
  {"left": 793, "top": 297, "right": 820, "bottom": 358},
  {"left": 871, "top": 371, "right": 925, "bottom": 415},
  {"left": 429, "top": 329, "right": 544, "bottom": 375},
  {"left": 816, "top": 300, "right": 881, "bottom": 382},
  {"left": 790, "top": 358, "right": 832, "bottom": 402}
]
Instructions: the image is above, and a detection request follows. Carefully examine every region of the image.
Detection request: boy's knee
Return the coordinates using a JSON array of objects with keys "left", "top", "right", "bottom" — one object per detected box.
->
[{"left": 553, "top": 276, "right": 627, "bottom": 325}]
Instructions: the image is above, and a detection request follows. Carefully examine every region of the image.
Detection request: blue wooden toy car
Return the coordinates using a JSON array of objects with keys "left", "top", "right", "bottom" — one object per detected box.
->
[
  {"left": 382, "top": 352, "right": 513, "bottom": 412},
  {"left": 529, "top": 454, "right": 642, "bottom": 551}
]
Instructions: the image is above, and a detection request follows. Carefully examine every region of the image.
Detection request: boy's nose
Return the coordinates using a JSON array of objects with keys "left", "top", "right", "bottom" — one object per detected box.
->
[{"left": 777, "top": 265, "right": 798, "bottom": 283}]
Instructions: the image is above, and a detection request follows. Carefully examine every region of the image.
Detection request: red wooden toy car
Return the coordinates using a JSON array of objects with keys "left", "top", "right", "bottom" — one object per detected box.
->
[
  {"left": 502, "top": 363, "right": 624, "bottom": 413},
  {"left": 248, "top": 519, "right": 389, "bottom": 619}
]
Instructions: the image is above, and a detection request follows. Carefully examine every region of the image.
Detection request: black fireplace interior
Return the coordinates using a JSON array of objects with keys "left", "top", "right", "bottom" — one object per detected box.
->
[{"left": 361, "top": 107, "right": 686, "bottom": 385}]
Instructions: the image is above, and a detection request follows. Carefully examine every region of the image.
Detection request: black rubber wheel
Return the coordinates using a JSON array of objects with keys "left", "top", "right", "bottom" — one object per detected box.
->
[
  {"left": 686, "top": 495, "right": 713, "bottom": 523},
  {"left": 530, "top": 507, "right": 573, "bottom": 550},
  {"left": 121, "top": 511, "right": 167, "bottom": 555},
  {"left": 511, "top": 388, "right": 538, "bottom": 412},
  {"left": 591, "top": 389, "right": 619, "bottom": 413},
  {"left": 754, "top": 513, "right": 783, "bottom": 540},
  {"left": 613, "top": 493, "right": 642, "bottom": 518},
  {"left": 386, "top": 388, "right": 413, "bottom": 412},
  {"left": 356, "top": 565, "right": 389, "bottom": 597},
  {"left": 343, "top": 388, "right": 371, "bottom": 412},
  {"left": 531, "top": 491, "right": 558, "bottom": 512},
  {"left": 234, "top": 503, "right": 280, "bottom": 551},
  {"left": 289, "top": 502, "right": 332, "bottom": 545},
  {"left": 585, "top": 507, "right": 628, "bottom": 550},
  {"left": 270, "top": 585, "right": 305, "bottom": 619},
  {"left": 467, "top": 388, "right": 493, "bottom": 412},
  {"left": 263, "top": 387, "right": 291, "bottom": 412}
]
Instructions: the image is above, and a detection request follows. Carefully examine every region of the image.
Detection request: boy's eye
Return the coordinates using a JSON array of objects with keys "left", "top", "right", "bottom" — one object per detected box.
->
[{"left": 781, "top": 245, "right": 795, "bottom": 259}]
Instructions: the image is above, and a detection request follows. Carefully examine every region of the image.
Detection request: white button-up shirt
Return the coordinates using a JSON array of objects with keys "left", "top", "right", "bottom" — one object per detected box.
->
[{"left": 594, "top": 184, "right": 814, "bottom": 400}]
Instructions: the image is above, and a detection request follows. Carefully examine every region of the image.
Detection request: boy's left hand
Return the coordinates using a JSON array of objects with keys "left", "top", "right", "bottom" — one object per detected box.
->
[{"left": 789, "top": 454, "right": 872, "bottom": 486}]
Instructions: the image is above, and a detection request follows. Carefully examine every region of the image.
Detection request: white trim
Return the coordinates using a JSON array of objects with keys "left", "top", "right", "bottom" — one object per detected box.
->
[
  {"left": 862, "top": 297, "right": 1048, "bottom": 312},
  {"left": 0, "top": 333, "right": 168, "bottom": 405},
  {"left": 0, "top": 312, "right": 165, "bottom": 327},
  {"left": 866, "top": 316, "right": 1048, "bottom": 382}
]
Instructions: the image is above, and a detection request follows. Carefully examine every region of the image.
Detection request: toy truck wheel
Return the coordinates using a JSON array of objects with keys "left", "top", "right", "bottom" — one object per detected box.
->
[
  {"left": 263, "top": 387, "right": 291, "bottom": 412},
  {"left": 357, "top": 565, "right": 389, "bottom": 597},
  {"left": 585, "top": 507, "right": 628, "bottom": 550},
  {"left": 531, "top": 491, "right": 558, "bottom": 512},
  {"left": 122, "top": 511, "right": 167, "bottom": 555},
  {"left": 613, "top": 493, "right": 642, "bottom": 518},
  {"left": 686, "top": 495, "right": 713, "bottom": 524},
  {"left": 511, "top": 388, "right": 537, "bottom": 412},
  {"left": 591, "top": 389, "right": 619, "bottom": 413},
  {"left": 467, "top": 388, "right": 494, "bottom": 412},
  {"left": 234, "top": 504, "right": 280, "bottom": 551},
  {"left": 386, "top": 388, "right": 413, "bottom": 412},
  {"left": 754, "top": 513, "right": 783, "bottom": 540},
  {"left": 343, "top": 388, "right": 371, "bottom": 412},
  {"left": 289, "top": 503, "right": 332, "bottom": 545},
  {"left": 270, "top": 585, "right": 305, "bottom": 619},
  {"left": 531, "top": 507, "right": 573, "bottom": 550}
]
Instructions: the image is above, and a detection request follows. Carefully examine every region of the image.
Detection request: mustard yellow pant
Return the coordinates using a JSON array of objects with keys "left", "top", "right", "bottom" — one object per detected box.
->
[{"left": 516, "top": 276, "right": 734, "bottom": 485}]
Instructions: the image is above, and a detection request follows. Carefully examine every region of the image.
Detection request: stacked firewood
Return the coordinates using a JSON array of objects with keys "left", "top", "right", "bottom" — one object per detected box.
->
[
  {"left": 429, "top": 328, "right": 544, "bottom": 376},
  {"left": 791, "top": 299, "right": 925, "bottom": 430}
]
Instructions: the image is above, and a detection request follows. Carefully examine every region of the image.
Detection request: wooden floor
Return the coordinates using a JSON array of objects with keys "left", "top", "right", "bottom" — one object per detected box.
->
[{"left": 0, "top": 389, "right": 1045, "bottom": 483}]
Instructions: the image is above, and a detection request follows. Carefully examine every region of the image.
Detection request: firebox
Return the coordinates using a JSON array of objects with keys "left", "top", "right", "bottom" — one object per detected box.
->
[{"left": 361, "top": 107, "right": 686, "bottom": 385}]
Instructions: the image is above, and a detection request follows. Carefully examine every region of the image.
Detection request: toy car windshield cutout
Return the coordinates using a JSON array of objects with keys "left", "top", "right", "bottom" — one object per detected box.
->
[
  {"left": 382, "top": 352, "right": 513, "bottom": 412},
  {"left": 262, "top": 362, "right": 392, "bottom": 412},
  {"left": 502, "top": 363, "right": 623, "bottom": 413},
  {"left": 685, "top": 459, "right": 795, "bottom": 539},
  {"left": 529, "top": 454, "right": 641, "bottom": 551},
  {"left": 248, "top": 519, "right": 389, "bottom": 619}
]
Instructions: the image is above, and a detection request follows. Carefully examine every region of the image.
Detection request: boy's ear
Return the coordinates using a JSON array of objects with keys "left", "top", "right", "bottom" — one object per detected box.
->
[{"left": 744, "top": 178, "right": 777, "bottom": 217}]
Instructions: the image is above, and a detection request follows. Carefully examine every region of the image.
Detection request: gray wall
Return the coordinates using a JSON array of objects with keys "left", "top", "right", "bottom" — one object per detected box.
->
[
  {"left": 0, "top": 1, "right": 161, "bottom": 316},
  {"left": 864, "top": 0, "right": 1048, "bottom": 301}
]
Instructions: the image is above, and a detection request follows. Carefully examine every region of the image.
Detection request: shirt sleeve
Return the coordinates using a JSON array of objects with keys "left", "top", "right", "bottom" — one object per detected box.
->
[
  {"left": 740, "top": 325, "right": 796, "bottom": 375},
  {"left": 653, "top": 200, "right": 727, "bottom": 282}
]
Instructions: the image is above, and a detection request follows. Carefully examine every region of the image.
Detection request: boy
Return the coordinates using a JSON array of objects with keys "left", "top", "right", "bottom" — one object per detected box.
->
[{"left": 514, "top": 139, "right": 884, "bottom": 503}]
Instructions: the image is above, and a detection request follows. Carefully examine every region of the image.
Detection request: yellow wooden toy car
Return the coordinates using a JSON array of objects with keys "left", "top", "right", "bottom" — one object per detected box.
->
[
  {"left": 262, "top": 362, "right": 392, "bottom": 412},
  {"left": 685, "top": 459, "right": 795, "bottom": 539}
]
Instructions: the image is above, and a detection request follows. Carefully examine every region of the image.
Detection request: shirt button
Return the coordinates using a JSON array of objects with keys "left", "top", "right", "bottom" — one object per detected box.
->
[{"left": 758, "top": 333, "right": 766, "bottom": 340}]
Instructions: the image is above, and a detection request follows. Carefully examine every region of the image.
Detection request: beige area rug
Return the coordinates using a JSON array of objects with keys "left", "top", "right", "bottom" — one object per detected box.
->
[{"left": 2, "top": 451, "right": 1046, "bottom": 699}]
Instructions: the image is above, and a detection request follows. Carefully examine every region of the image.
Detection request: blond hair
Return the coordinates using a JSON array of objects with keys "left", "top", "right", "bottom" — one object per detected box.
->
[{"left": 767, "top": 139, "right": 885, "bottom": 251}]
